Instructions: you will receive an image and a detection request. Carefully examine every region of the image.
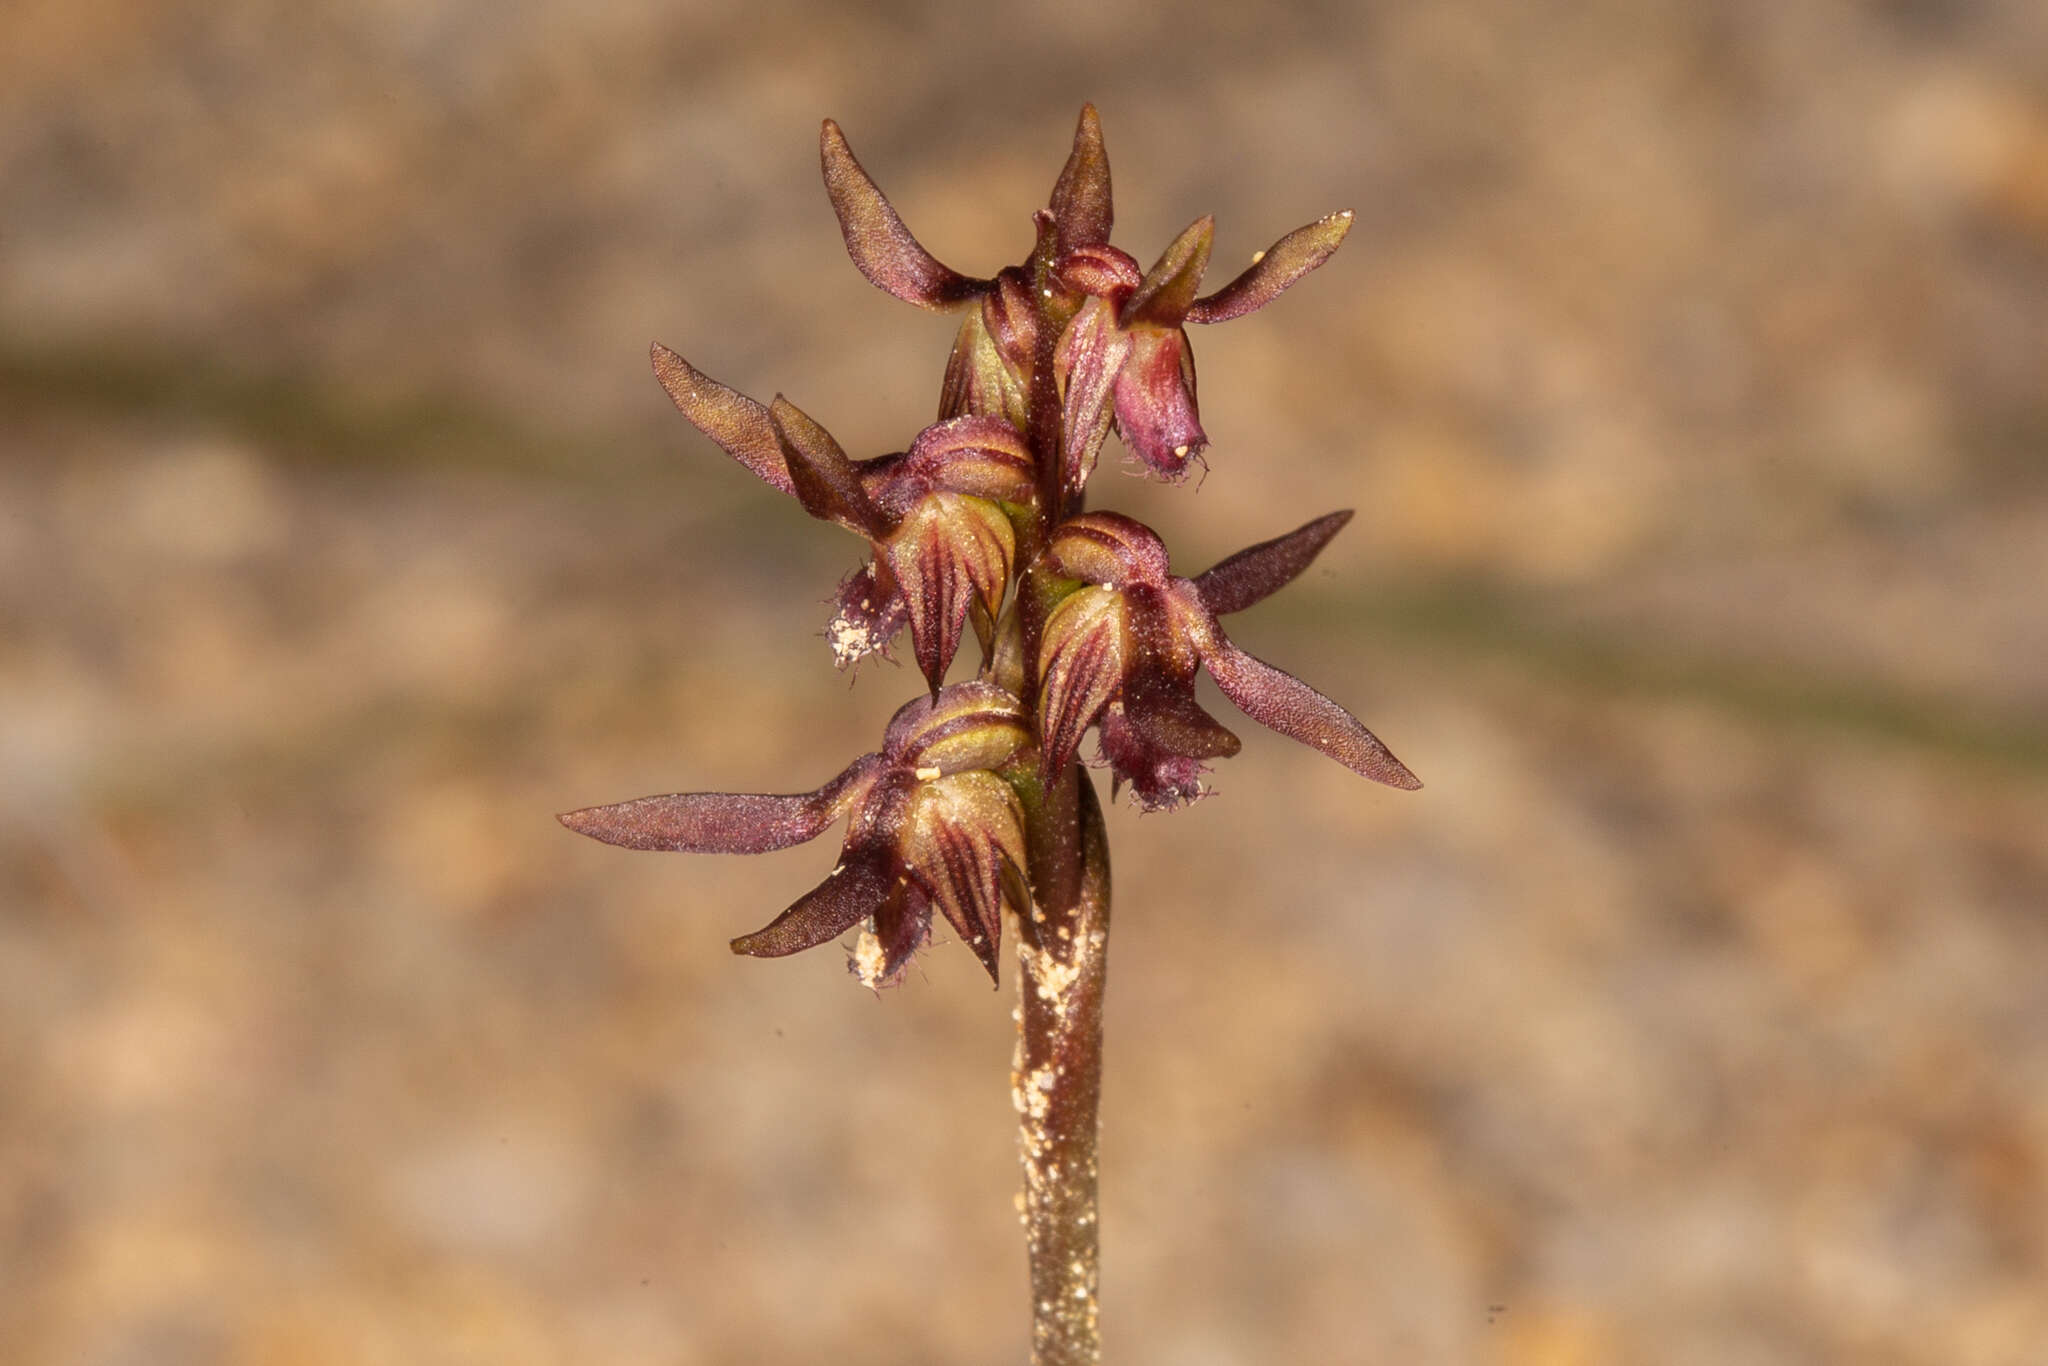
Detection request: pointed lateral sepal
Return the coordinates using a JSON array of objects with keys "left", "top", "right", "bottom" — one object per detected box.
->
[
  {"left": 1053, "top": 296, "right": 1132, "bottom": 497},
  {"left": 731, "top": 842, "right": 896, "bottom": 959},
  {"left": 770, "top": 397, "right": 889, "bottom": 538},
  {"left": 883, "top": 493, "right": 1015, "bottom": 695},
  {"left": 649, "top": 344, "right": 794, "bottom": 495},
  {"left": 558, "top": 756, "right": 880, "bottom": 853},
  {"left": 821, "top": 119, "right": 990, "bottom": 310},
  {"left": 1048, "top": 103, "right": 1113, "bottom": 256},
  {"left": 906, "top": 770, "right": 1026, "bottom": 983},
  {"left": 1186, "top": 211, "right": 1354, "bottom": 324},
  {"left": 1204, "top": 641, "right": 1422, "bottom": 790},
  {"left": 1193, "top": 510, "right": 1354, "bottom": 617},
  {"left": 1036, "top": 586, "right": 1127, "bottom": 781},
  {"left": 1121, "top": 216, "right": 1213, "bottom": 329}
]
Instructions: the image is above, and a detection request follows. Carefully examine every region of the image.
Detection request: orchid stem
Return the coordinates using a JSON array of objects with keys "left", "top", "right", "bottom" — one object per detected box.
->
[{"left": 1016, "top": 768, "right": 1111, "bottom": 1366}]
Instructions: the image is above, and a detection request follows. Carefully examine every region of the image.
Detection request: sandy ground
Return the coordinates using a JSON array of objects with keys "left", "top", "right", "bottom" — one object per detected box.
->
[{"left": 4, "top": 2, "right": 2047, "bottom": 1363}]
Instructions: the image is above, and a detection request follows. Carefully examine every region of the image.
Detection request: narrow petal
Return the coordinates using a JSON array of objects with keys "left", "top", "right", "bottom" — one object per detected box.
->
[
  {"left": 1036, "top": 586, "right": 1127, "bottom": 781},
  {"left": 1053, "top": 296, "right": 1132, "bottom": 498},
  {"left": 907, "top": 770, "right": 1027, "bottom": 983},
  {"left": 1205, "top": 641, "right": 1422, "bottom": 790},
  {"left": 1121, "top": 216, "right": 1213, "bottom": 329},
  {"left": 883, "top": 493, "right": 1014, "bottom": 694},
  {"left": 820, "top": 119, "right": 991, "bottom": 310},
  {"left": 770, "top": 397, "right": 890, "bottom": 538},
  {"left": 1191, "top": 510, "right": 1354, "bottom": 616},
  {"left": 559, "top": 756, "right": 881, "bottom": 854},
  {"left": 649, "top": 343, "right": 793, "bottom": 495},
  {"left": 1048, "top": 103, "right": 1113, "bottom": 255},
  {"left": 731, "top": 842, "right": 895, "bottom": 959},
  {"left": 1185, "top": 211, "right": 1353, "bottom": 324}
]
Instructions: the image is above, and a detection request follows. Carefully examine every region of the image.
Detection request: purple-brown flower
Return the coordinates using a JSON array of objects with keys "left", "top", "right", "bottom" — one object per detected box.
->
[
  {"left": 560, "top": 682, "right": 1033, "bottom": 986},
  {"left": 648, "top": 345, "right": 1032, "bottom": 691},
  {"left": 813, "top": 104, "right": 1350, "bottom": 489},
  {"left": 1036, "top": 510, "right": 1420, "bottom": 808},
  {"left": 1052, "top": 208, "right": 1355, "bottom": 490},
  {"left": 820, "top": 107, "right": 1110, "bottom": 432}
]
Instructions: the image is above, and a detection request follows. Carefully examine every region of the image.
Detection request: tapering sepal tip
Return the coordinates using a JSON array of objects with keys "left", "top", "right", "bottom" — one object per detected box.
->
[{"left": 820, "top": 118, "right": 991, "bottom": 310}]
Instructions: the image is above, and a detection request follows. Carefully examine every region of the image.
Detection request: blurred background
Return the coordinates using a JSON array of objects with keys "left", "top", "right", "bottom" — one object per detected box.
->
[{"left": 4, "top": 1, "right": 2047, "bottom": 1363}]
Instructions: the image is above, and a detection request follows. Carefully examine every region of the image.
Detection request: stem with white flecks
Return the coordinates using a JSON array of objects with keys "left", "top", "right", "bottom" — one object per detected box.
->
[{"left": 1015, "top": 766, "right": 1111, "bottom": 1366}]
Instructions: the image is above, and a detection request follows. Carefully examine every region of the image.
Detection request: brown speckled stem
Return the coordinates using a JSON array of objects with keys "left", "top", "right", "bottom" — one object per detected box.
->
[{"left": 1016, "top": 768, "right": 1111, "bottom": 1366}]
